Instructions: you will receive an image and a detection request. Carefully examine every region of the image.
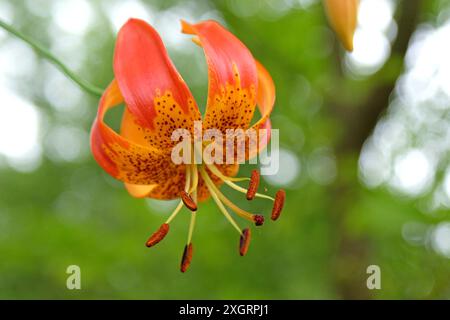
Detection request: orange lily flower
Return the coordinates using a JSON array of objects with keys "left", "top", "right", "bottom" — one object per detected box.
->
[
  {"left": 90, "top": 19, "right": 285, "bottom": 272},
  {"left": 324, "top": 0, "right": 359, "bottom": 52}
]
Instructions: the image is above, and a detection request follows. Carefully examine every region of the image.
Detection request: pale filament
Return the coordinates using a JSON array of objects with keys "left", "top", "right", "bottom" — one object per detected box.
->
[
  {"left": 186, "top": 164, "right": 198, "bottom": 245},
  {"left": 166, "top": 165, "right": 191, "bottom": 224},
  {"left": 201, "top": 171, "right": 257, "bottom": 223},
  {"left": 199, "top": 166, "right": 243, "bottom": 235},
  {"left": 201, "top": 150, "right": 274, "bottom": 202},
  {"left": 189, "top": 163, "right": 199, "bottom": 193}
]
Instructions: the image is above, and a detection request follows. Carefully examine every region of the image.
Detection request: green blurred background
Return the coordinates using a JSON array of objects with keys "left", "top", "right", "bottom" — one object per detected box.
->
[{"left": 0, "top": 0, "right": 449, "bottom": 299}]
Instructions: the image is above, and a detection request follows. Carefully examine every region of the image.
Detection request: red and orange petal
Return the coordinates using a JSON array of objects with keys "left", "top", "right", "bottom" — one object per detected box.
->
[
  {"left": 93, "top": 19, "right": 276, "bottom": 200},
  {"left": 245, "top": 60, "right": 276, "bottom": 160},
  {"left": 126, "top": 163, "right": 238, "bottom": 201},
  {"left": 114, "top": 18, "right": 201, "bottom": 150},
  {"left": 253, "top": 60, "right": 276, "bottom": 130},
  {"left": 181, "top": 20, "right": 258, "bottom": 132},
  {"left": 144, "top": 167, "right": 187, "bottom": 200},
  {"left": 124, "top": 183, "right": 156, "bottom": 199},
  {"left": 119, "top": 99, "right": 187, "bottom": 199},
  {"left": 90, "top": 80, "right": 185, "bottom": 190}
]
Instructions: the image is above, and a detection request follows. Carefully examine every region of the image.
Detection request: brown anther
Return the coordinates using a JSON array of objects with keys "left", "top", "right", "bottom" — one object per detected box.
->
[
  {"left": 246, "top": 170, "right": 260, "bottom": 200},
  {"left": 271, "top": 190, "right": 286, "bottom": 221},
  {"left": 180, "top": 243, "right": 193, "bottom": 273},
  {"left": 146, "top": 223, "right": 170, "bottom": 248},
  {"left": 239, "top": 228, "right": 251, "bottom": 256},
  {"left": 254, "top": 214, "right": 265, "bottom": 226},
  {"left": 181, "top": 191, "right": 197, "bottom": 211}
]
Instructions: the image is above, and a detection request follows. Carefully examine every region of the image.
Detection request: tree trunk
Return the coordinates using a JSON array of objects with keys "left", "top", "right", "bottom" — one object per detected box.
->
[{"left": 329, "top": 0, "right": 422, "bottom": 299}]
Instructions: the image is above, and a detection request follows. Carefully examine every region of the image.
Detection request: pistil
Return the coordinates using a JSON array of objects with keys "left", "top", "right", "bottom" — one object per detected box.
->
[{"left": 202, "top": 170, "right": 264, "bottom": 226}]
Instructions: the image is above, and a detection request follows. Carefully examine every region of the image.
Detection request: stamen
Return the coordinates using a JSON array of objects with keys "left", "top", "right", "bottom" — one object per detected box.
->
[
  {"left": 224, "top": 180, "right": 275, "bottom": 201},
  {"left": 200, "top": 166, "right": 263, "bottom": 226},
  {"left": 200, "top": 166, "right": 242, "bottom": 235},
  {"left": 180, "top": 243, "right": 193, "bottom": 273},
  {"left": 146, "top": 223, "right": 169, "bottom": 248},
  {"left": 164, "top": 165, "right": 193, "bottom": 224},
  {"left": 203, "top": 159, "right": 249, "bottom": 182},
  {"left": 216, "top": 186, "right": 264, "bottom": 226},
  {"left": 145, "top": 165, "right": 199, "bottom": 254},
  {"left": 239, "top": 228, "right": 251, "bottom": 256},
  {"left": 184, "top": 164, "right": 191, "bottom": 190},
  {"left": 246, "top": 170, "right": 260, "bottom": 200},
  {"left": 187, "top": 190, "right": 198, "bottom": 245},
  {"left": 189, "top": 164, "right": 199, "bottom": 193},
  {"left": 187, "top": 212, "right": 197, "bottom": 244},
  {"left": 271, "top": 190, "right": 286, "bottom": 221},
  {"left": 198, "top": 144, "right": 274, "bottom": 201},
  {"left": 181, "top": 190, "right": 197, "bottom": 211},
  {"left": 165, "top": 200, "right": 184, "bottom": 224}
]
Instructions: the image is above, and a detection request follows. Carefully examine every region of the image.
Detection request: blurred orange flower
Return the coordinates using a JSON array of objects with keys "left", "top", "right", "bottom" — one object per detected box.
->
[{"left": 324, "top": 0, "right": 359, "bottom": 52}]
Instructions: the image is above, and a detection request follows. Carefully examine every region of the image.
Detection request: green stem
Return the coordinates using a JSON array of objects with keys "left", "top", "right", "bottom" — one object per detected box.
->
[{"left": 0, "top": 19, "right": 104, "bottom": 97}]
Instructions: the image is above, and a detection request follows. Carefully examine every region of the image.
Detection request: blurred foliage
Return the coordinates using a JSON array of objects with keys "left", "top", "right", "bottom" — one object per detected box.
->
[{"left": 0, "top": 0, "right": 449, "bottom": 299}]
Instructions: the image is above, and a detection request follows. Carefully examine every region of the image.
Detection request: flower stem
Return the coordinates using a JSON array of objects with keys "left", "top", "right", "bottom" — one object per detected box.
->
[{"left": 0, "top": 19, "right": 104, "bottom": 97}]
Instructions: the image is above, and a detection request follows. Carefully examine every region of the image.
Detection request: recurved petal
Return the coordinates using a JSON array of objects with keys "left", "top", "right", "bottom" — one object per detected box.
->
[
  {"left": 251, "top": 60, "right": 275, "bottom": 130},
  {"left": 114, "top": 18, "right": 201, "bottom": 150},
  {"left": 181, "top": 20, "right": 258, "bottom": 132},
  {"left": 90, "top": 80, "right": 184, "bottom": 188},
  {"left": 246, "top": 60, "right": 275, "bottom": 160},
  {"left": 124, "top": 183, "right": 156, "bottom": 198}
]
